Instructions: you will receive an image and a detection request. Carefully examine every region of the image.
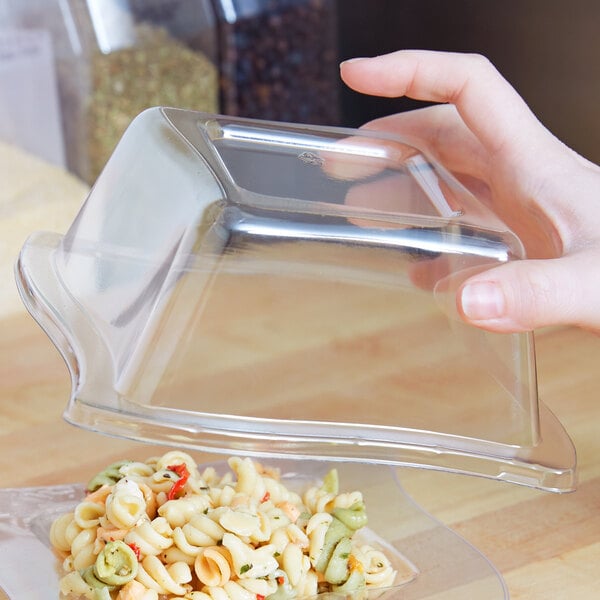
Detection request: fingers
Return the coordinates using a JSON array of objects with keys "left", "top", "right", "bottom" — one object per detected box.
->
[
  {"left": 360, "top": 105, "right": 489, "bottom": 180},
  {"left": 340, "top": 50, "right": 550, "bottom": 158},
  {"left": 457, "top": 251, "right": 600, "bottom": 332},
  {"left": 320, "top": 135, "right": 418, "bottom": 181},
  {"left": 340, "top": 49, "right": 600, "bottom": 334}
]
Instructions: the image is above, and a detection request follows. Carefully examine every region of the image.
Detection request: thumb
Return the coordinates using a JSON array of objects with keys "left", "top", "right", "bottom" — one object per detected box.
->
[{"left": 457, "top": 252, "right": 600, "bottom": 332}]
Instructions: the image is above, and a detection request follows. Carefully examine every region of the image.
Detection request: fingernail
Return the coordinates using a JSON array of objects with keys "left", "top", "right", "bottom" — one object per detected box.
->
[
  {"left": 461, "top": 281, "right": 506, "bottom": 320},
  {"left": 340, "top": 57, "right": 368, "bottom": 66}
]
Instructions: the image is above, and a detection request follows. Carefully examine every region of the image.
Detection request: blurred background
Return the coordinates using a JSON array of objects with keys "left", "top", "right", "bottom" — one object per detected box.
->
[
  {"left": 1, "top": 0, "right": 599, "bottom": 180},
  {"left": 338, "top": 0, "right": 600, "bottom": 166}
]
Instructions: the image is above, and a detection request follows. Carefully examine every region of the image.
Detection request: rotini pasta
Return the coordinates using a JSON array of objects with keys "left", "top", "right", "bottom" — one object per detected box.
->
[
  {"left": 69, "top": 527, "right": 98, "bottom": 571},
  {"left": 194, "top": 546, "right": 232, "bottom": 587},
  {"left": 124, "top": 517, "right": 174, "bottom": 557},
  {"left": 51, "top": 453, "right": 401, "bottom": 599},
  {"left": 50, "top": 512, "right": 81, "bottom": 554},
  {"left": 105, "top": 479, "right": 147, "bottom": 530},
  {"left": 159, "top": 496, "right": 212, "bottom": 528}
]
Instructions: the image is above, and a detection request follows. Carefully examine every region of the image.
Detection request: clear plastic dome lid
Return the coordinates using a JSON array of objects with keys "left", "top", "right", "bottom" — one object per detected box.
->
[{"left": 16, "top": 108, "right": 576, "bottom": 492}]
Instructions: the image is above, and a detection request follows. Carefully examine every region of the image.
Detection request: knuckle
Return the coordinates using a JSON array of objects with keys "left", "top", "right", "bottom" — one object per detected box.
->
[
  {"left": 465, "top": 53, "right": 493, "bottom": 71},
  {"left": 511, "top": 262, "right": 573, "bottom": 327}
]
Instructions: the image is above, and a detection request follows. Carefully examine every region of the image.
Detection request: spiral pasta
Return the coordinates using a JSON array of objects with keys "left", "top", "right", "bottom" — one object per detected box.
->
[
  {"left": 124, "top": 517, "right": 174, "bottom": 557},
  {"left": 50, "top": 511, "right": 81, "bottom": 553},
  {"left": 159, "top": 496, "right": 212, "bottom": 528},
  {"left": 194, "top": 546, "right": 232, "bottom": 587},
  {"left": 51, "top": 453, "right": 401, "bottom": 599},
  {"left": 136, "top": 555, "right": 192, "bottom": 596},
  {"left": 105, "top": 479, "right": 147, "bottom": 530},
  {"left": 69, "top": 527, "right": 98, "bottom": 571},
  {"left": 74, "top": 501, "right": 106, "bottom": 529},
  {"left": 172, "top": 514, "right": 226, "bottom": 556}
]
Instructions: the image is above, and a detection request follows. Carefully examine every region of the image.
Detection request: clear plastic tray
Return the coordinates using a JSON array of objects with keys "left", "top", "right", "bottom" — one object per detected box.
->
[
  {"left": 0, "top": 459, "right": 508, "bottom": 599},
  {"left": 15, "top": 108, "right": 576, "bottom": 492}
]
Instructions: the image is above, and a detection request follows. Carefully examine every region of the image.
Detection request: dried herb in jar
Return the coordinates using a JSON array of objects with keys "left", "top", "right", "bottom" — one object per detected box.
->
[{"left": 86, "top": 25, "right": 218, "bottom": 183}]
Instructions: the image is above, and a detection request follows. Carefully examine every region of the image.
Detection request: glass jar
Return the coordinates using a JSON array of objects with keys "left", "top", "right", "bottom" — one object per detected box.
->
[
  {"left": 211, "top": 0, "right": 340, "bottom": 125},
  {"left": 7, "top": 0, "right": 219, "bottom": 183}
]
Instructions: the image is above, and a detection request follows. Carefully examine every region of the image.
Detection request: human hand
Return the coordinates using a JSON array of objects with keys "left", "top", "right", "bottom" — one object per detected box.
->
[{"left": 340, "top": 50, "right": 600, "bottom": 334}]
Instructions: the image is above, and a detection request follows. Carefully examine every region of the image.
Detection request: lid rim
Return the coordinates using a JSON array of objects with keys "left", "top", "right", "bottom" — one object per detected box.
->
[{"left": 63, "top": 396, "right": 577, "bottom": 493}]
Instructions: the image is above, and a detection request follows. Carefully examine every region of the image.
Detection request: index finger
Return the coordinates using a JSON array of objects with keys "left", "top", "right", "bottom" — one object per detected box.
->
[{"left": 340, "top": 50, "right": 549, "bottom": 158}]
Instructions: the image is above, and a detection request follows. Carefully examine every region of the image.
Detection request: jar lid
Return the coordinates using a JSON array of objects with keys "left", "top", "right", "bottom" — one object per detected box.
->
[{"left": 16, "top": 108, "right": 576, "bottom": 492}]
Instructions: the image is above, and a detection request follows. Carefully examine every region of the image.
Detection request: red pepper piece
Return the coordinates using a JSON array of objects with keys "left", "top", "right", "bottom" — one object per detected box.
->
[
  {"left": 166, "top": 463, "right": 190, "bottom": 500},
  {"left": 260, "top": 491, "right": 270, "bottom": 503},
  {"left": 127, "top": 542, "right": 141, "bottom": 561}
]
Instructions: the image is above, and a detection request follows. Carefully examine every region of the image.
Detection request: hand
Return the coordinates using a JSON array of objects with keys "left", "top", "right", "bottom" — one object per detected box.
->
[{"left": 340, "top": 50, "right": 600, "bottom": 334}]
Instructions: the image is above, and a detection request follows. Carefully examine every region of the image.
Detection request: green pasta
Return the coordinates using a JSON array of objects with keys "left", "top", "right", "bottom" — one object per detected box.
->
[
  {"left": 94, "top": 540, "right": 138, "bottom": 586},
  {"left": 321, "top": 468, "right": 339, "bottom": 495},
  {"left": 324, "top": 536, "right": 353, "bottom": 584},
  {"left": 315, "top": 517, "right": 351, "bottom": 573},
  {"left": 86, "top": 460, "right": 132, "bottom": 492},
  {"left": 333, "top": 567, "right": 367, "bottom": 594},
  {"left": 332, "top": 502, "right": 368, "bottom": 531},
  {"left": 80, "top": 564, "right": 116, "bottom": 599}
]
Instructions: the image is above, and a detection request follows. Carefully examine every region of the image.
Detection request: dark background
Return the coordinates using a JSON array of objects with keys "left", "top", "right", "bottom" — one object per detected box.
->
[{"left": 336, "top": 0, "right": 600, "bottom": 164}]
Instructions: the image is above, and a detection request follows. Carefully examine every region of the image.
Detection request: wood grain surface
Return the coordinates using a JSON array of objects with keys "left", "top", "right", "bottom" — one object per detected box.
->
[{"left": 1, "top": 308, "right": 599, "bottom": 599}]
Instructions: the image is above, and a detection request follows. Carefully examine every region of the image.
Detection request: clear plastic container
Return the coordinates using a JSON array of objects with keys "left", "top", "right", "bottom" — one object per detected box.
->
[
  {"left": 0, "top": 460, "right": 509, "bottom": 599},
  {"left": 4, "top": 0, "right": 219, "bottom": 183},
  {"left": 15, "top": 107, "right": 576, "bottom": 494},
  {"left": 11, "top": 107, "right": 578, "bottom": 598}
]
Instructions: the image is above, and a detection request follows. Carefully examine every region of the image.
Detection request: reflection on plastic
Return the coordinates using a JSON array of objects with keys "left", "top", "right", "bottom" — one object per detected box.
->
[{"left": 15, "top": 108, "right": 576, "bottom": 492}]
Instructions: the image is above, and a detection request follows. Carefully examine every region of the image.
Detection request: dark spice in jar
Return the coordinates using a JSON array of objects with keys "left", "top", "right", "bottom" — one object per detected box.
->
[{"left": 214, "top": 0, "right": 340, "bottom": 125}]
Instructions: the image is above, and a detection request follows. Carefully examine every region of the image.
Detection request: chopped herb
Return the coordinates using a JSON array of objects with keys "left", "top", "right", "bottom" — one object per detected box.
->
[
  {"left": 240, "top": 564, "right": 252, "bottom": 574},
  {"left": 83, "top": 25, "right": 218, "bottom": 184},
  {"left": 340, "top": 553, "right": 350, "bottom": 559},
  {"left": 273, "top": 552, "right": 280, "bottom": 558}
]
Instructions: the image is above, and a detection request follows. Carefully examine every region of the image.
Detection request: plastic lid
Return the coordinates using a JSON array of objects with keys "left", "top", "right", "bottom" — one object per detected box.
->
[{"left": 16, "top": 108, "right": 576, "bottom": 492}]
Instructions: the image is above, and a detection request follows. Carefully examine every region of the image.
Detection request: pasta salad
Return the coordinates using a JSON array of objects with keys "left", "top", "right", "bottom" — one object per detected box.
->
[{"left": 50, "top": 452, "right": 398, "bottom": 600}]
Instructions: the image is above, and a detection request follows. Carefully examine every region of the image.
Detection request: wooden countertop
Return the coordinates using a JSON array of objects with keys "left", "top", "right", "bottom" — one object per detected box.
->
[{"left": 1, "top": 306, "right": 600, "bottom": 599}]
